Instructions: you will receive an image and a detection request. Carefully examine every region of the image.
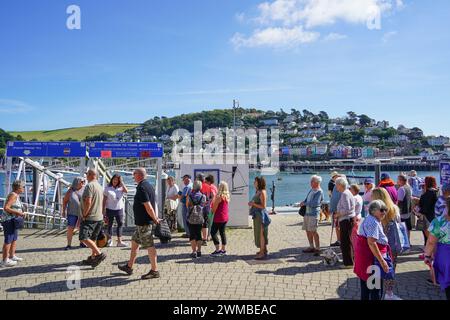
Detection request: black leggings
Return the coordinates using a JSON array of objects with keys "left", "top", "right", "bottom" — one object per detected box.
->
[
  {"left": 446, "top": 287, "right": 450, "bottom": 300},
  {"left": 106, "top": 209, "right": 124, "bottom": 238},
  {"left": 211, "top": 222, "right": 227, "bottom": 246}
]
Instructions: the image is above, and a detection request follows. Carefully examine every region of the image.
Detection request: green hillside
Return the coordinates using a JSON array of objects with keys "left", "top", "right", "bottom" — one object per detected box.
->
[{"left": 9, "top": 124, "right": 139, "bottom": 141}]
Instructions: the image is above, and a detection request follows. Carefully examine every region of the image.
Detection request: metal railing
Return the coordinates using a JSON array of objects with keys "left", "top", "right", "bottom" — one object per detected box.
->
[{"left": 0, "top": 197, "right": 67, "bottom": 230}]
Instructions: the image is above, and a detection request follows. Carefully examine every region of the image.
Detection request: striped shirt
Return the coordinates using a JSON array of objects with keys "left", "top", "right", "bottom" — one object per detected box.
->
[{"left": 358, "top": 214, "right": 389, "bottom": 245}]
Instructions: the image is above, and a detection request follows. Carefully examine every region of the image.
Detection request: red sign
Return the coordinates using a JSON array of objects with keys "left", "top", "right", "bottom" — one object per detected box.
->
[
  {"left": 140, "top": 151, "right": 151, "bottom": 158},
  {"left": 101, "top": 150, "right": 112, "bottom": 158}
]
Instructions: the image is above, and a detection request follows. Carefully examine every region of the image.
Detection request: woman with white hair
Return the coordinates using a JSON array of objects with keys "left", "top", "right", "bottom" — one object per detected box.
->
[
  {"left": 354, "top": 200, "right": 392, "bottom": 300},
  {"left": 300, "top": 175, "right": 324, "bottom": 256},
  {"left": 1, "top": 180, "right": 27, "bottom": 267},
  {"left": 335, "top": 177, "right": 356, "bottom": 268}
]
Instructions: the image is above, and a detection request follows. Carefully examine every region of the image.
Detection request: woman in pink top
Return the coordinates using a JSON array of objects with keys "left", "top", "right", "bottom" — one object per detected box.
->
[{"left": 210, "top": 181, "right": 230, "bottom": 257}]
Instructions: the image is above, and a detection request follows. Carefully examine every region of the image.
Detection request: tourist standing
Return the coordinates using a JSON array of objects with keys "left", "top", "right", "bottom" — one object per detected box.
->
[
  {"left": 249, "top": 177, "right": 270, "bottom": 260},
  {"left": 103, "top": 174, "right": 128, "bottom": 247},
  {"left": 178, "top": 174, "right": 193, "bottom": 238},
  {"left": 79, "top": 169, "right": 106, "bottom": 268},
  {"left": 409, "top": 170, "right": 424, "bottom": 199},
  {"left": 1, "top": 181, "right": 26, "bottom": 267},
  {"left": 186, "top": 180, "right": 207, "bottom": 259},
  {"left": 210, "top": 181, "right": 230, "bottom": 257},
  {"left": 205, "top": 174, "right": 218, "bottom": 239},
  {"left": 371, "top": 187, "right": 402, "bottom": 300},
  {"left": 435, "top": 183, "right": 450, "bottom": 218},
  {"left": 354, "top": 200, "right": 391, "bottom": 300},
  {"left": 350, "top": 184, "right": 363, "bottom": 248},
  {"left": 419, "top": 176, "right": 439, "bottom": 246},
  {"left": 118, "top": 168, "right": 160, "bottom": 279},
  {"left": 397, "top": 174, "right": 413, "bottom": 241},
  {"left": 62, "top": 177, "right": 84, "bottom": 250},
  {"left": 301, "top": 175, "right": 323, "bottom": 256},
  {"left": 328, "top": 172, "right": 338, "bottom": 198},
  {"left": 197, "top": 173, "right": 212, "bottom": 246},
  {"left": 379, "top": 173, "right": 398, "bottom": 204},
  {"left": 329, "top": 173, "right": 343, "bottom": 247},
  {"left": 164, "top": 176, "right": 179, "bottom": 232},
  {"left": 362, "top": 178, "right": 375, "bottom": 218},
  {"left": 335, "top": 177, "right": 356, "bottom": 268},
  {"left": 424, "top": 198, "right": 450, "bottom": 300}
]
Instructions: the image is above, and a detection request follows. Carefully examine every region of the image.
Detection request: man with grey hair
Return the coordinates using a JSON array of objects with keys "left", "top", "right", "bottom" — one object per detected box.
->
[
  {"left": 80, "top": 169, "right": 106, "bottom": 268},
  {"left": 118, "top": 168, "right": 161, "bottom": 280},
  {"left": 300, "top": 175, "right": 324, "bottom": 256},
  {"left": 335, "top": 176, "right": 356, "bottom": 268}
]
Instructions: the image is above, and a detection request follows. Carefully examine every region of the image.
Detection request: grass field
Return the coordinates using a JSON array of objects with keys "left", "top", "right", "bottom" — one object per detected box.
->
[{"left": 9, "top": 124, "right": 140, "bottom": 141}]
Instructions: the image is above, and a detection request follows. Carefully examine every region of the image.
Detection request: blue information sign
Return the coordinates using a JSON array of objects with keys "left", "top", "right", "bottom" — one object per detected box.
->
[
  {"left": 440, "top": 161, "right": 450, "bottom": 186},
  {"left": 6, "top": 141, "right": 87, "bottom": 158},
  {"left": 88, "top": 142, "right": 163, "bottom": 158}
]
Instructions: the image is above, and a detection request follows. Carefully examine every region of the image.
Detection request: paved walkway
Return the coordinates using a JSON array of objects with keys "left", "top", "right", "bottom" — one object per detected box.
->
[{"left": 0, "top": 215, "right": 446, "bottom": 300}]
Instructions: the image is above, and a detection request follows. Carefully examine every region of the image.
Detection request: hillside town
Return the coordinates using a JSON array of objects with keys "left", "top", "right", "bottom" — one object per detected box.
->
[{"left": 99, "top": 109, "right": 450, "bottom": 164}]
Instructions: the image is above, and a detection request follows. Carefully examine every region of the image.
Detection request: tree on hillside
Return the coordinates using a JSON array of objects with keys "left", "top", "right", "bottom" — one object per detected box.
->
[
  {"left": 290, "top": 108, "right": 301, "bottom": 120},
  {"left": 358, "top": 114, "right": 373, "bottom": 127},
  {"left": 302, "top": 109, "right": 315, "bottom": 121},
  {"left": 319, "top": 111, "right": 329, "bottom": 121}
]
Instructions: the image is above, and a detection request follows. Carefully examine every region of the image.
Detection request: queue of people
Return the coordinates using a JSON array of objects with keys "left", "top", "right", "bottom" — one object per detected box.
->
[{"left": 1, "top": 168, "right": 449, "bottom": 299}]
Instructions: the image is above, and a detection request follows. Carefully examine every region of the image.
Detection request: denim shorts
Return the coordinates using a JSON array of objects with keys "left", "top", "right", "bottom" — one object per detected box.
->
[
  {"left": 2, "top": 219, "right": 19, "bottom": 244},
  {"left": 67, "top": 215, "right": 79, "bottom": 228}
]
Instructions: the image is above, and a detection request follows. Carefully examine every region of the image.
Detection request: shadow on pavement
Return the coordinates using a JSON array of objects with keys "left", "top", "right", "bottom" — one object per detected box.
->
[
  {"left": 0, "top": 262, "right": 82, "bottom": 278},
  {"left": 6, "top": 273, "right": 138, "bottom": 294}
]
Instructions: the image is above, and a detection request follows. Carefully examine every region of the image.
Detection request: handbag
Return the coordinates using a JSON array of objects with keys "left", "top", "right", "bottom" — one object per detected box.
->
[
  {"left": 298, "top": 190, "right": 312, "bottom": 217},
  {"left": 13, "top": 216, "right": 25, "bottom": 230},
  {"left": 398, "top": 222, "right": 410, "bottom": 252},
  {"left": 386, "top": 221, "right": 402, "bottom": 255},
  {"left": 298, "top": 205, "right": 307, "bottom": 217},
  {"left": 154, "top": 219, "right": 172, "bottom": 243},
  {"left": 374, "top": 251, "right": 395, "bottom": 280}
]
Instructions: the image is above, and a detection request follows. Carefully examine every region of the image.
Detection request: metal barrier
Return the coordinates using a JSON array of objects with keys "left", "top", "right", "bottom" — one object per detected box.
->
[{"left": 0, "top": 197, "right": 67, "bottom": 230}]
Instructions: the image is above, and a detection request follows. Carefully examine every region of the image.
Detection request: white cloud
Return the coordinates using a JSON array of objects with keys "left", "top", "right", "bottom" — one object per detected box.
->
[
  {"left": 0, "top": 99, "right": 34, "bottom": 114},
  {"left": 233, "top": 0, "right": 403, "bottom": 49},
  {"left": 382, "top": 31, "right": 398, "bottom": 43},
  {"left": 323, "top": 32, "right": 348, "bottom": 41},
  {"left": 255, "top": 0, "right": 401, "bottom": 28},
  {"left": 231, "top": 26, "right": 319, "bottom": 49}
]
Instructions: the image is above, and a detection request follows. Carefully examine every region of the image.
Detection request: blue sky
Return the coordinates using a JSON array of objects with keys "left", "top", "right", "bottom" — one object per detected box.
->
[{"left": 0, "top": 0, "right": 449, "bottom": 136}]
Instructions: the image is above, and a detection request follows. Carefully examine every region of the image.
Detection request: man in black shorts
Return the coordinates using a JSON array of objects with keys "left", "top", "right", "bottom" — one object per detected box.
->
[{"left": 118, "top": 168, "right": 161, "bottom": 280}]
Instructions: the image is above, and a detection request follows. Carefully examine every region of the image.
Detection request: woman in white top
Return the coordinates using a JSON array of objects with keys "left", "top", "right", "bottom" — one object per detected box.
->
[
  {"left": 103, "top": 174, "right": 128, "bottom": 247},
  {"left": 164, "top": 176, "right": 179, "bottom": 232}
]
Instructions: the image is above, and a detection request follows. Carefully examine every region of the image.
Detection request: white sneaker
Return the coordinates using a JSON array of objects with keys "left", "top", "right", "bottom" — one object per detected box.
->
[
  {"left": 1, "top": 259, "right": 17, "bottom": 267},
  {"left": 106, "top": 239, "right": 113, "bottom": 247},
  {"left": 117, "top": 242, "right": 129, "bottom": 248},
  {"left": 10, "top": 256, "right": 23, "bottom": 262},
  {"left": 384, "top": 293, "right": 402, "bottom": 300}
]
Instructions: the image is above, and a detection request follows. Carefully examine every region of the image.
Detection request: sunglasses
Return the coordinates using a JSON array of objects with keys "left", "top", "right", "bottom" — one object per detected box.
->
[{"left": 380, "top": 209, "right": 388, "bottom": 213}]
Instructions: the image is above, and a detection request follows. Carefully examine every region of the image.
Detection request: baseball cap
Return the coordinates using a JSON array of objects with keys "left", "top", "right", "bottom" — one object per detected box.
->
[
  {"left": 331, "top": 171, "right": 339, "bottom": 178},
  {"left": 381, "top": 173, "right": 390, "bottom": 180},
  {"left": 364, "top": 178, "right": 374, "bottom": 185}
]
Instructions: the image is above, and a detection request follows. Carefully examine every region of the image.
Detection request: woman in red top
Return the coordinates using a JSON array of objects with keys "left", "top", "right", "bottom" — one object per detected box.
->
[{"left": 210, "top": 181, "right": 230, "bottom": 257}]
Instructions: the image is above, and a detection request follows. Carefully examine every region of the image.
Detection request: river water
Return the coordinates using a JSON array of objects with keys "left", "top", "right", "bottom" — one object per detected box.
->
[{"left": 1, "top": 170, "right": 440, "bottom": 207}]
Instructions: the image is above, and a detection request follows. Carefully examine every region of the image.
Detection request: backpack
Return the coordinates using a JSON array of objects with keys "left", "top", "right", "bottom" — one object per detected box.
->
[{"left": 188, "top": 194, "right": 205, "bottom": 225}]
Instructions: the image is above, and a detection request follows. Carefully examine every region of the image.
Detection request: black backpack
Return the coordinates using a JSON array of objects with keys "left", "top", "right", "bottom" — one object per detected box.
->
[{"left": 188, "top": 194, "right": 205, "bottom": 225}]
